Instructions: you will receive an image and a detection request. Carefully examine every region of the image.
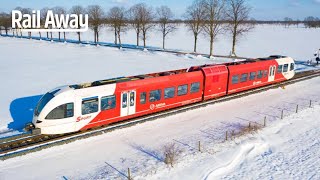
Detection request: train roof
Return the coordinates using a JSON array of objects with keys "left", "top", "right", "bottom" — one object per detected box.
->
[{"left": 69, "top": 55, "right": 288, "bottom": 90}]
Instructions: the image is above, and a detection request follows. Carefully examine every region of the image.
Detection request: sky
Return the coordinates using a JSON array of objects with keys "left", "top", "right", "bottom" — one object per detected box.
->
[{"left": 0, "top": 0, "right": 319, "bottom": 20}]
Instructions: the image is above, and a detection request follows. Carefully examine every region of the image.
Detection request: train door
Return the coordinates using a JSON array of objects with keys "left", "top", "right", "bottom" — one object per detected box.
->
[
  {"left": 268, "top": 65, "right": 276, "bottom": 82},
  {"left": 120, "top": 90, "right": 136, "bottom": 117}
]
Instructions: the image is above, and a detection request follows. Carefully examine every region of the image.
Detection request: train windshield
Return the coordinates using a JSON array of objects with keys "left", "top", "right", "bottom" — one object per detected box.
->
[{"left": 34, "top": 91, "right": 56, "bottom": 116}]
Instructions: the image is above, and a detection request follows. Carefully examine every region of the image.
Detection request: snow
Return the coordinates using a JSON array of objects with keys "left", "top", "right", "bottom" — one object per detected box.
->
[{"left": 0, "top": 24, "right": 320, "bottom": 179}]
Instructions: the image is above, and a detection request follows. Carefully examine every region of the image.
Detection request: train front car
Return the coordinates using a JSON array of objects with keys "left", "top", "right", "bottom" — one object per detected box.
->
[
  {"left": 32, "top": 86, "right": 76, "bottom": 134},
  {"left": 273, "top": 55, "right": 295, "bottom": 81}
]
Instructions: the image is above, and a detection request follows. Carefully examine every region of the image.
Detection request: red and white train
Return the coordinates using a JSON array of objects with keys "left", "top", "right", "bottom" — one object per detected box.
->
[{"left": 32, "top": 55, "right": 295, "bottom": 134}]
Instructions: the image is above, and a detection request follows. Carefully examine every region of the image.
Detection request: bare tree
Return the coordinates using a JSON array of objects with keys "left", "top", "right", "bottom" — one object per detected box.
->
[
  {"left": 157, "top": 6, "right": 176, "bottom": 49},
  {"left": 14, "top": 7, "right": 32, "bottom": 38},
  {"left": 283, "top": 17, "right": 293, "bottom": 28},
  {"left": 202, "top": 0, "right": 226, "bottom": 57},
  {"left": 87, "top": 5, "right": 105, "bottom": 43},
  {"left": 70, "top": 5, "right": 86, "bottom": 42},
  {"left": 0, "top": 12, "right": 11, "bottom": 35},
  {"left": 107, "top": 7, "right": 128, "bottom": 48},
  {"left": 128, "top": 4, "right": 143, "bottom": 46},
  {"left": 163, "top": 143, "right": 181, "bottom": 167},
  {"left": 53, "top": 6, "right": 67, "bottom": 41},
  {"left": 139, "top": 4, "right": 155, "bottom": 49},
  {"left": 184, "top": 0, "right": 206, "bottom": 52},
  {"left": 41, "top": 7, "right": 50, "bottom": 39},
  {"left": 304, "top": 16, "right": 320, "bottom": 28},
  {"left": 225, "top": 0, "right": 253, "bottom": 56}
]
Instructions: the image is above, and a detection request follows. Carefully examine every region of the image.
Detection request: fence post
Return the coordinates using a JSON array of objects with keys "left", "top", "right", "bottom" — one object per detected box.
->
[
  {"left": 281, "top": 110, "right": 284, "bottom": 119},
  {"left": 264, "top": 116, "right": 266, "bottom": 127},
  {"left": 309, "top": 100, "right": 312, "bottom": 108},
  {"left": 296, "top": 105, "right": 299, "bottom": 113},
  {"left": 249, "top": 122, "right": 251, "bottom": 129},
  {"left": 128, "top": 168, "right": 131, "bottom": 180},
  {"left": 225, "top": 131, "right": 228, "bottom": 141},
  {"left": 198, "top": 141, "right": 201, "bottom": 152},
  {"left": 232, "top": 130, "right": 235, "bottom": 140}
]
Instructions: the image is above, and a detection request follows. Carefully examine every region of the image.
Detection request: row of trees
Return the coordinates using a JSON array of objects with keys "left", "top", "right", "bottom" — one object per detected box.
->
[
  {"left": 283, "top": 16, "right": 320, "bottom": 28},
  {"left": 0, "top": 0, "right": 253, "bottom": 56}
]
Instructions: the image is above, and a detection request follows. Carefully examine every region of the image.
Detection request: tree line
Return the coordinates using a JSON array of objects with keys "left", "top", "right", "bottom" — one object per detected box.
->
[{"left": 10, "top": 0, "right": 320, "bottom": 57}]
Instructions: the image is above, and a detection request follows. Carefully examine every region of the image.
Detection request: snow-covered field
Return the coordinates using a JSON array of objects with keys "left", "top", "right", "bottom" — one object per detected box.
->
[{"left": 0, "top": 25, "right": 319, "bottom": 179}]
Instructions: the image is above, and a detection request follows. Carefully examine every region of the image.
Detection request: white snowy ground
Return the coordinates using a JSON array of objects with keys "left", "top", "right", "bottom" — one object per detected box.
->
[{"left": 0, "top": 25, "right": 319, "bottom": 179}]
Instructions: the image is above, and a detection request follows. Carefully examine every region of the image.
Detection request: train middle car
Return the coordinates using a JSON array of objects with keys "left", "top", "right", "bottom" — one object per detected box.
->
[{"left": 32, "top": 56, "right": 295, "bottom": 134}]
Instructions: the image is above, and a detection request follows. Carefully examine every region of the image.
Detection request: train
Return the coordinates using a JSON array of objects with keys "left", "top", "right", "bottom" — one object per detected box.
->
[{"left": 30, "top": 55, "right": 295, "bottom": 135}]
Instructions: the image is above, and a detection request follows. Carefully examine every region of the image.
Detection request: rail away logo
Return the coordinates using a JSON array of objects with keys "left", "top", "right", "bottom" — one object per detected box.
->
[{"left": 11, "top": 10, "right": 88, "bottom": 32}]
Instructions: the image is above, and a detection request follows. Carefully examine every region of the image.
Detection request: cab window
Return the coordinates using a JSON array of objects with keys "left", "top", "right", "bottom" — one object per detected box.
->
[
  {"left": 82, "top": 97, "right": 98, "bottom": 115},
  {"left": 101, "top": 95, "right": 116, "bottom": 111},
  {"left": 290, "top": 63, "right": 294, "bottom": 71},
  {"left": 283, "top": 64, "right": 289, "bottom": 72},
  {"left": 45, "top": 103, "right": 74, "bottom": 119}
]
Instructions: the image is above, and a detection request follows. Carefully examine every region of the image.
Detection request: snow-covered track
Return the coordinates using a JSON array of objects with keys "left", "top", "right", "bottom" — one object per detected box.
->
[{"left": 0, "top": 69, "right": 319, "bottom": 161}]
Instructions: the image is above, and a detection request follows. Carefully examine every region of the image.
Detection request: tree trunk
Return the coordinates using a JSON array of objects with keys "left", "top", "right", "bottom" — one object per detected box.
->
[
  {"left": 143, "top": 32, "right": 146, "bottom": 48},
  {"left": 96, "top": 31, "right": 99, "bottom": 43},
  {"left": 194, "top": 33, "right": 198, "bottom": 53},
  {"left": 209, "top": 35, "right": 214, "bottom": 57},
  {"left": 114, "top": 27, "right": 117, "bottom": 44},
  {"left": 58, "top": 32, "right": 61, "bottom": 41},
  {"left": 231, "top": 26, "right": 237, "bottom": 56},
  {"left": 5, "top": 29, "right": 8, "bottom": 35},
  {"left": 136, "top": 32, "right": 139, "bottom": 46},
  {"left": 162, "top": 30, "right": 165, "bottom": 49},
  {"left": 64, "top": 32, "right": 66, "bottom": 42},
  {"left": 78, "top": 32, "right": 81, "bottom": 42},
  {"left": 117, "top": 30, "right": 122, "bottom": 48},
  {"left": 50, "top": 32, "right": 53, "bottom": 40},
  {"left": 39, "top": 32, "right": 41, "bottom": 39},
  {"left": 94, "top": 30, "right": 96, "bottom": 43},
  {"left": 47, "top": 32, "right": 49, "bottom": 38}
]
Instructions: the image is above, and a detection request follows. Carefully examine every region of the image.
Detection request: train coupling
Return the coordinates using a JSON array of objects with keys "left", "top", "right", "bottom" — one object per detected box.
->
[{"left": 24, "top": 123, "right": 41, "bottom": 135}]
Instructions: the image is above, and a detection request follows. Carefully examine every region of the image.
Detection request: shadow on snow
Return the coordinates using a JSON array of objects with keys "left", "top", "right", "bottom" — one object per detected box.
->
[{"left": 8, "top": 94, "right": 43, "bottom": 131}]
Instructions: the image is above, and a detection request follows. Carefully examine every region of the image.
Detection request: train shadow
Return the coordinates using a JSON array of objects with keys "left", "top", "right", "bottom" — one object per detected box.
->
[{"left": 8, "top": 94, "right": 43, "bottom": 131}]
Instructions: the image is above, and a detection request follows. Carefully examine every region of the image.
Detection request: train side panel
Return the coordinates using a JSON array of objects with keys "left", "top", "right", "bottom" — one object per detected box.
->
[{"left": 201, "top": 65, "right": 229, "bottom": 100}]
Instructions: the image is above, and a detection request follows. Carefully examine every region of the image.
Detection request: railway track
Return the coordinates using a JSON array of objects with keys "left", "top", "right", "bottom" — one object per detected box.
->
[{"left": 0, "top": 69, "right": 320, "bottom": 160}]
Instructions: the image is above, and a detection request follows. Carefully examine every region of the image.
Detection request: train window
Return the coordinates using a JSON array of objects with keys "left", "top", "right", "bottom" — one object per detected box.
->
[
  {"left": 283, "top": 64, "right": 289, "bottom": 72},
  {"left": 240, "top": 73, "right": 248, "bottom": 82},
  {"left": 122, "top": 93, "right": 128, "bottom": 108},
  {"left": 277, "top": 65, "right": 283, "bottom": 73},
  {"left": 45, "top": 103, "right": 74, "bottom": 120},
  {"left": 82, "top": 97, "right": 99, "bottom": 115},
  {"left": 190, "top": 82, "right": 200, "bottom": 93},
  {"left": 164, "top": 87, "right": 175, "bottom": 99},
  {"left": 130, "top": 92, "right": 135, "bottom": 106},
  {"left": 178, "top": 84, "right": 188, "bottom": 96},
  {"left": 101, "top": 95, "right": 116, "bottom": 111},
  {"left": 257, "top": 70, "right": 263, "bottom": 79},
  {"left": 140, "top": 92, "right": 146, "bottom": 104},
  {"left": 249, "top": 72, "right": 256, "bottom": 80},
  {"left": 149, "top": 90, "right": 161, "bottom": 102},
  {"left": 290, "top": 63, "right": 294, "bottom": 71},
  {"left": 264, "top": 70, "right": 268, "bottom": 77},
  {"left": 232, "top": 75, "right": 239, "bottom": 84}
]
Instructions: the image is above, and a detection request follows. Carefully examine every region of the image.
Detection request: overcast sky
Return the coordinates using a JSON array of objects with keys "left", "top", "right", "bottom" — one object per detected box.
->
[{"left": 0, "top": 0, "right": 319, "bottom": 20}]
